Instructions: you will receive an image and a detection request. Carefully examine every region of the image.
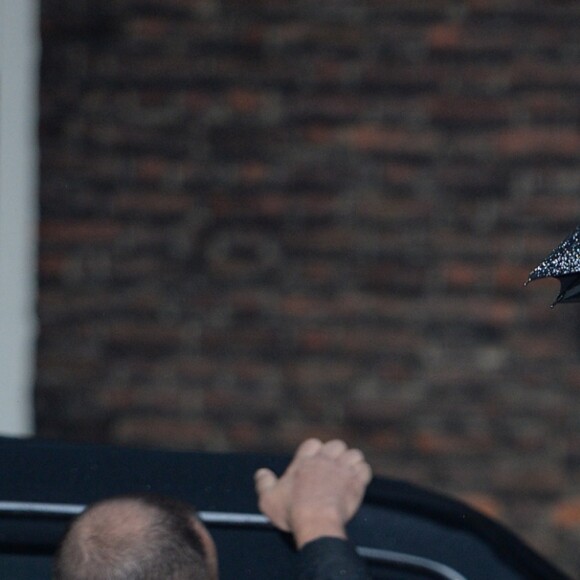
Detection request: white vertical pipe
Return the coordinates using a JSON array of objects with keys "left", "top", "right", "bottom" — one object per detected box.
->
[{"left": 0, "top": 0, "right": 39, "bottom": 435}]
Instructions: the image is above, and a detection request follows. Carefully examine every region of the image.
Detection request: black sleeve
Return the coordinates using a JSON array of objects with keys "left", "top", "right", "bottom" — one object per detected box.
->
[{"left": 297, "top": 537, "right": 372, "bottom": 580}]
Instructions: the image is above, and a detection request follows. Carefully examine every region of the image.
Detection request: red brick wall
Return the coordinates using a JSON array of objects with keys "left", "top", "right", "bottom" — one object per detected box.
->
[{"left": 36, "top": 1, "right": 580, "bottom": 575}]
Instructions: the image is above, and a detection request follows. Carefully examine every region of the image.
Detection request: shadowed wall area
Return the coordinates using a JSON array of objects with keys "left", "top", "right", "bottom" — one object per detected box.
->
[{"left": 35, "top": 0, "right": 580, "bottom": 575}]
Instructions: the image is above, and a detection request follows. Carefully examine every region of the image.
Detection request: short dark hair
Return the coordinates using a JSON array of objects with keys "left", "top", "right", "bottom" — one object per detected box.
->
[{"left": 53, "top": 494, "right": 211, "bottom": 580}]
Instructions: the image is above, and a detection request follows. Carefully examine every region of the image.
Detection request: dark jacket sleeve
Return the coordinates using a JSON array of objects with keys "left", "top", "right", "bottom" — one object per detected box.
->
[{"left": 297, "top": 537, "right": 372, "bottom": 580}]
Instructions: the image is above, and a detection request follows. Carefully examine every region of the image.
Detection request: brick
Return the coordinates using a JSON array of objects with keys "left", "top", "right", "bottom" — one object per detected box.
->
[
  {"left": 340, "top": 125, "right": 442, "bottom": 155},
  {"left": 495, "top": 129, "right": 580, "bottom": 158},
  {"left": 551, "top": 497, "right": 580, "bottom": 529},
  {"left": 40, "top": 220, "right": 123, "bottom": 244},
  {"left": 114, "top": 417, "right": 217, "bottom": 449},
  {"left": 36, "top": 1, "right": 580, "bottom": 574},
  {"left": 491, "top": 460, "right": 566, "bottom": 495},
  {"left": 412, "top": 429, "right": 494, "bottom": 456}
]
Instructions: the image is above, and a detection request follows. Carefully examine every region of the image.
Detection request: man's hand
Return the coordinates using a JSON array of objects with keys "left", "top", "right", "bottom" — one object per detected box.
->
[{"left": 254, "top": 438, "right": 372, "bottom": 548}]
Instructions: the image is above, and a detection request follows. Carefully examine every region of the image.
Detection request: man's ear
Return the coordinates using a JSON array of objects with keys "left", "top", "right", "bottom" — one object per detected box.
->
[{"left": 190, "top": 516, "right": 219, "bottom": 580}]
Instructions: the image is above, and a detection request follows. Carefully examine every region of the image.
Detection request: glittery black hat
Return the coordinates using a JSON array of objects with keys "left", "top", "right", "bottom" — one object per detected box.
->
[{"left": 526, "top": 226, "right": 580, "bottom": 306}]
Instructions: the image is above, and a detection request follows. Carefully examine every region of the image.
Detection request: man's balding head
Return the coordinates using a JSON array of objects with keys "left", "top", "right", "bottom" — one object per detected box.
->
[{"left": 53, "top": 495, "right": 218, "bottom": 580}]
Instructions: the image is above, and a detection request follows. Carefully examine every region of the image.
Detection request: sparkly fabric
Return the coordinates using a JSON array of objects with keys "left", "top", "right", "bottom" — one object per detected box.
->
[
  {"left": 527, "top": 226, "right": 580, "bottom": 305},
  {"left": 528, "top": 226, "right": 580, "bottom": 282}
]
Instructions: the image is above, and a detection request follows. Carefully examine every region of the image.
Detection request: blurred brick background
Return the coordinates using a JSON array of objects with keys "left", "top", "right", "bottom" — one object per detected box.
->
[{"left": 36, "top": 0, "right": 580, "bottom": 575}]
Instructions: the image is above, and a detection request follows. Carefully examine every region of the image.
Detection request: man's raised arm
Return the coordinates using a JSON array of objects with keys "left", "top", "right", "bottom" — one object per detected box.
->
[{"left": 255, "top": 438, "right": 373, "bottom": 579}]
